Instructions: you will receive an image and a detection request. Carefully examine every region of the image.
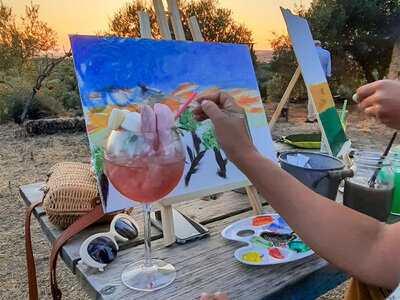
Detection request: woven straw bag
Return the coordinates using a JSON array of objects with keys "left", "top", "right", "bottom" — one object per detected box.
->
[{"left": 43, "top": 162, "right": 131, "bottom": 228}]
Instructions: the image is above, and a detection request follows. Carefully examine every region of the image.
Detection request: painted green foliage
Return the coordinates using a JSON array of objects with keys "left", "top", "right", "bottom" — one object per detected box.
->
[
  {"left": 178, "top": 108, "right": 198, "bottom": 132},
  {"left": 92, "top": 146, "right": 105, "bottom": 175},
  {"left": 178, "top": 108, "right": 228, "bottom": 183},
  {"left": 202, "top": 128, "right": 220, "bottom": 150}
]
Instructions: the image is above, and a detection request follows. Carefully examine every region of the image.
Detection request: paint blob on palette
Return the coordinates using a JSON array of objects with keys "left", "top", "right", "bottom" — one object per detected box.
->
[{"left": 221, "top": 214, "right": 314, "bottom": 265}]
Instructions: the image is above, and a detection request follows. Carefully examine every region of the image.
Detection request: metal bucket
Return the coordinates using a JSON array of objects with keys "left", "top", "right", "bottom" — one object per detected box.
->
[{"left": 279, "top": 151, "right": 353, "bottom": 200}]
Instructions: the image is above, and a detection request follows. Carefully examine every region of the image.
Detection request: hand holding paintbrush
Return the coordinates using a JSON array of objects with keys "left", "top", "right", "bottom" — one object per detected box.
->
[
  {"left": 352, "top": 80, "right": 400, "bottom": 187},
  {"left": 191, "top": 91, "right": 255, "bottom": 163}
]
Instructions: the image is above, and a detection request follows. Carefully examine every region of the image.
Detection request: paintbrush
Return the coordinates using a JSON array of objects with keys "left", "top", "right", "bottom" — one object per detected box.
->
[
  {"left": 368, "top": 132, "right": 397, "bottom": 188},
  {"left": 189, "top": 101, "right": 245, "bottom": 119},
  {"left": 137, "top": 82, "right": 199, "bottom": 107},
  {"left": 175, "top": 91, "right": 198, "bottom": 121}
]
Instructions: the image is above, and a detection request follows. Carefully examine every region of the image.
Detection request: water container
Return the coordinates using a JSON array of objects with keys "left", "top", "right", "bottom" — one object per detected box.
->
[{"left": 279, "top": 151, "right": 353, "bottom": 200}]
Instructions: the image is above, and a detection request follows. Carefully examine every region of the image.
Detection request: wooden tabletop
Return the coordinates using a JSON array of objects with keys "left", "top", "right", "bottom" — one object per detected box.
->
[{"left": 21, "top": 181, "right": 349, "bottom": 300}]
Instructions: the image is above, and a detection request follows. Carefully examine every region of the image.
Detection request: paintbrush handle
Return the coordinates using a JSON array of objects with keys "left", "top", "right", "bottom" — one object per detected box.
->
[{"left": 368, "top": 132, "right": 397, "bottom": 187}]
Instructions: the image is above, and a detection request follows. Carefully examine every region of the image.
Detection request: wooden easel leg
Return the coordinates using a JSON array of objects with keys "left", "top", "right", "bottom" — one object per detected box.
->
[
  {"left": 161, "top": 205, "right": 175, "bottom": 246},
  {"left": 269, "top": 66, "right": 301, "bottom": 131},
  {"left": 245, "top": 186, "right": 264, "bottom": 215}
]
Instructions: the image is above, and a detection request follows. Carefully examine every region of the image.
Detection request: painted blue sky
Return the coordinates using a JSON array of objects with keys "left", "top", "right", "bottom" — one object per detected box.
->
[{"left": 70, "top": 35, "right": 259, "bottom": 108}]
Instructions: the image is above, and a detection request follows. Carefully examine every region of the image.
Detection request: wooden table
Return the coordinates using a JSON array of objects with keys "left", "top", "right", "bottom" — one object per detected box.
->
[{"left": 21, "top": 181, "right": 350, "bottom": 300}]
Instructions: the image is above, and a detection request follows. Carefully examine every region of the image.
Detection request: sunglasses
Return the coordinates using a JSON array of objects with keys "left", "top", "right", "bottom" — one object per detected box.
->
[{"left": 79, "top": 213, "right": 139, "bottom": 271}]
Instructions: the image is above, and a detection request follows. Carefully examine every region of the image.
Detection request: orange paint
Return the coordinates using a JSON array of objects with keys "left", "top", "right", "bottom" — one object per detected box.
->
[
  {"left": 230, "top": 89, "right": 243, "bottom": 96},
  {"left": 172, "top": 83, "right": 195, "bottom": 94},
  {"left": 252, "top": 216, "right": 274, "bottom": 226},
  {"left": 197, "top": 87, "right": 220, "bottom": 97},
  {"left": 160, "top": 99, "right": 182, "bottom": 112},
  {"left": 236, "top": 96, "right": 260, "bottom": 107},
  {"left": 248, "top": 107, "right": 263, "bottom": 113},
  {"left": 86, "top": 124, "right": 96, "bottom": 132},
  {"left": 177, "top": 90, "right": 195, "bottom": 99}
]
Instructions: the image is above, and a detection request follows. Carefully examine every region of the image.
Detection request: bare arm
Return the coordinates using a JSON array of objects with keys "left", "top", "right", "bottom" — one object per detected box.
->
[
  {"left": 193, "top": 92, "right": 400, "bottom": 289},
  {"left": 236, "top": 150, "right": 399, "bottom": 290}
]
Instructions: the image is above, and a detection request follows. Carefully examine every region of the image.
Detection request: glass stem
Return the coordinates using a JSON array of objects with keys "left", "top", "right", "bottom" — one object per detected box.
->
[{"left": 142, "top": 203, "right": 153, "bottom": 268}]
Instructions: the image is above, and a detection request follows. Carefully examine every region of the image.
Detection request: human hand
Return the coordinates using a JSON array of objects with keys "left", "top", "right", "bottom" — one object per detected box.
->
[
  {"left": 191, "top": 91, "right": 257, "bottom": 164},
  {"left": 355, "top": 79, "right": 400, "bottom": 130},
  {"left": 200, "top": 292, "right": 230, "bottom": 300}
]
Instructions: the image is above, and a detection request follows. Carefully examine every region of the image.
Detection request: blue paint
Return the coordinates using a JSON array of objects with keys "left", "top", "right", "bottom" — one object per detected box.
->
[{"left": 69, "top": 35, "right": 258, "bottom": 109}]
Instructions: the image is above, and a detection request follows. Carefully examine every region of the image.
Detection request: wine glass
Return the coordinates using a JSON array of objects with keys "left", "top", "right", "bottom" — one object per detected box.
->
[{"left": 104, "top": 128, "right": 185, "bottom": 291}]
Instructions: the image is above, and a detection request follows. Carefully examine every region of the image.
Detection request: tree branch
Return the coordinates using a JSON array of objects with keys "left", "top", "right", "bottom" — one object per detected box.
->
[{"left": 19, "top": 50, "right": 72, "bottom": 123}]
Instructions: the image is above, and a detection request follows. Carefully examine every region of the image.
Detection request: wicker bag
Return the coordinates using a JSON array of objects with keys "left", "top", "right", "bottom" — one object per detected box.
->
[{"left": 43, "top": 162, "right": 129, "bottom": 228}]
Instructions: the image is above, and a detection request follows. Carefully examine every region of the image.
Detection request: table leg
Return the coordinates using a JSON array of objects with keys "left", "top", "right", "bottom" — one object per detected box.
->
[{"left": 160, "top": 205, "right": 175, "bottom": 246}]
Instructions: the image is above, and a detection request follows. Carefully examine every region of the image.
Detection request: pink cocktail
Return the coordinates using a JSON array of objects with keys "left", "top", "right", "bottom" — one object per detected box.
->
[
  {"left": 105, "top": 153, "right": 184, "bottom": 203},
  {"left": 104, "top": 128, "right": 184, "bottom": 291}
]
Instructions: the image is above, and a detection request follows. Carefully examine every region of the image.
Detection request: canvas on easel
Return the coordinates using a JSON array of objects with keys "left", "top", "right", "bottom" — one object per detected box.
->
[
  {"left": 70, "top": 0, "right": 276, "bottom": 245},
  {"left": 270, "top": 8, "right": 350, "bottom": 158}
]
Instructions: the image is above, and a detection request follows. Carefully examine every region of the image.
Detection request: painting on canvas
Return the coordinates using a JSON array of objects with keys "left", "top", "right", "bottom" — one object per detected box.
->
[
  {"left": 281, "top": 8, "right": 347, "bottom": 157},
  {"left": 70, "top": 35, "right": 276, "bottom": 212}
]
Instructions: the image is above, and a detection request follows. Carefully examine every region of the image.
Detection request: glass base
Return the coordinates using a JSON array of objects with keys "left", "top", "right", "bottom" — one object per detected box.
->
[{"left": 121, "top": 259, "right": 176, "bottom": 292}]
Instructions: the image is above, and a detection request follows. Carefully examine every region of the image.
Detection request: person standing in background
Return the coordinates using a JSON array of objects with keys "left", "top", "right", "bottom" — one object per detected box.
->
[{"left": 306, "top": 40, "right": 332, "bottom": 122}]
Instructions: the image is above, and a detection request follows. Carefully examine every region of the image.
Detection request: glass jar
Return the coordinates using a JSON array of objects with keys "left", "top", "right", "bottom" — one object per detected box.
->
[
  {"left": 344, "top": 150, "right": 394, "bottom": 221},
  {"left": 391, "top": 145, "right": 400, "bottom": 215}
]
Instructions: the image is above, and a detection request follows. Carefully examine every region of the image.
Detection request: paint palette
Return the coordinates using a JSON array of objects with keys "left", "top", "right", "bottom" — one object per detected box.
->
[{"left": 221, "top": 214, "right": 314, "bottom": 265}]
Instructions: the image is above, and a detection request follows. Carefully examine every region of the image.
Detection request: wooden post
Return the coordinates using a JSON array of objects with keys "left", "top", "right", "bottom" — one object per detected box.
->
[
  {"left": 188, "top": 16, "right": 204, "bottom": 42},
  {"left": 269, "top": 66, "right": 301, "bottom": 131},
  {"left": 245, "top": 186, "right": 264, "bottom": 215},
  {"left": 153, "top": 0, "right": 172, "bottom": 40},
  {"left": 167, "top": 0, "right": 186, "bottom": 41},
  {"left": 139, "top": 12, "right": 151, "bottom": 39},
  {"left": 160, "top": 205, "right": 175, "bottom": 246},
  {"left": 150, "top": 2, "right": 176, "bottom": 246}
]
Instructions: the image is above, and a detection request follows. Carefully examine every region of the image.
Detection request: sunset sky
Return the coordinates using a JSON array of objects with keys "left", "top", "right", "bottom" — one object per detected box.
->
[{"left": 10, "top": 0, "right": 312, "bottom": 50}]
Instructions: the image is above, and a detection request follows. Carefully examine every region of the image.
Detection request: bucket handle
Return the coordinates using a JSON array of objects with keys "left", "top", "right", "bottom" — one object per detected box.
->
[{"left": 312, "top": 170, "right": 354, "bottom": 189}]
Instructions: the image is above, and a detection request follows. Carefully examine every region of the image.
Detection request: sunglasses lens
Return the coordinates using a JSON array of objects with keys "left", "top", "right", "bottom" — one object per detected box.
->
[
  {"left": 88, "top": 237, "right": 117, "bottom": 264},
  {"left": 115, "top": 219, "right": 138, "bottom": 239}
]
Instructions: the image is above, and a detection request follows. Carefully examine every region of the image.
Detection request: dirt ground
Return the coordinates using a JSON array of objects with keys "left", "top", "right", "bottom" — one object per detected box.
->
[{"left": 0, "top": 100, "right": 394, "bottom": 300}]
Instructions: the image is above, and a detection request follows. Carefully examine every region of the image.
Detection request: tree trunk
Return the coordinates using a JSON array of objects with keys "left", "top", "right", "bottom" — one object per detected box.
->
[
  {"left": 19, "top": 52, "right": 72, "bottom": 123},
  {"left": 24, "top": 117, "right": 85, "bottom": 135},
  {"left": 388, "top": 41, "right": 400, "bottom": 79},
  {"left": 361, "top": 65, "right": 375, "bottom": 83},
  {"left": 19, "top": 89, "right": 37, "bottom": 123}
]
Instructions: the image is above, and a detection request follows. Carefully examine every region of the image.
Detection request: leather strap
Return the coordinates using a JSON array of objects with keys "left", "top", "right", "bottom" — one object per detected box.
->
[
  {"left": 25, "top": 200, "right": 44, "bottom": 300},
  {"left": 50, "top": 204, "right": 104, "bottom": 299},
  {"left": 26, "top": 198, "right": 105, "bottom": 300}
]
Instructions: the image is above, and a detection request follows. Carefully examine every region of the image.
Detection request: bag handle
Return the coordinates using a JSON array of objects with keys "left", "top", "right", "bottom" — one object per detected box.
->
[
  {"left": 25, "top": 197, "right": 105, "bottom": 300},
  {"left": 25, "top": 200, "right": 44, "bottom": 300}
]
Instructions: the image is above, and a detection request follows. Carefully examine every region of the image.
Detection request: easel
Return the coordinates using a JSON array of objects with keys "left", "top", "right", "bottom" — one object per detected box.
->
[{"left": 139, "top": 0, "right": 264, "bottom": 246}]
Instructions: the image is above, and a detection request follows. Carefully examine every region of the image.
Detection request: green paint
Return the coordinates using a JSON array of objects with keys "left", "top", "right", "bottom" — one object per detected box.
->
[
  {"left": 250, "top": 236, "right": 273, "bottom": 249},
  {"left": 318, "top": 107, "right": 347, "bottom": 156},
  {"left": 178, "top": 108, "right": 198, "bottom": 132},
  {"left": 202, "top": 128, "right": 220, "bottom": 150},
  {"left": 92, "top": 146, "right": 105, "bottom": 175},
  {"left": 288, "top": 241, "right": 310, "bottom": 253},
  {"left": 340, "top": 100, "right": 347, "bottom": 125},
  {"left": 392, "top": 169, "right": 400, "bottom": 214}
]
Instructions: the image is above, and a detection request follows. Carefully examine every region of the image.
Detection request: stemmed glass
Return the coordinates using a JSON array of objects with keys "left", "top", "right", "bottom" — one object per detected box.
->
[{"left": 104, "top": 128, "right": 185, "bottom": 291}]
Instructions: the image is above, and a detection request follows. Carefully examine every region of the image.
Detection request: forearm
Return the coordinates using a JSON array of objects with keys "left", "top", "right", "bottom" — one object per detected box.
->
[{"left": 234, "top": 151, "right": 400, "bottom": 289}]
